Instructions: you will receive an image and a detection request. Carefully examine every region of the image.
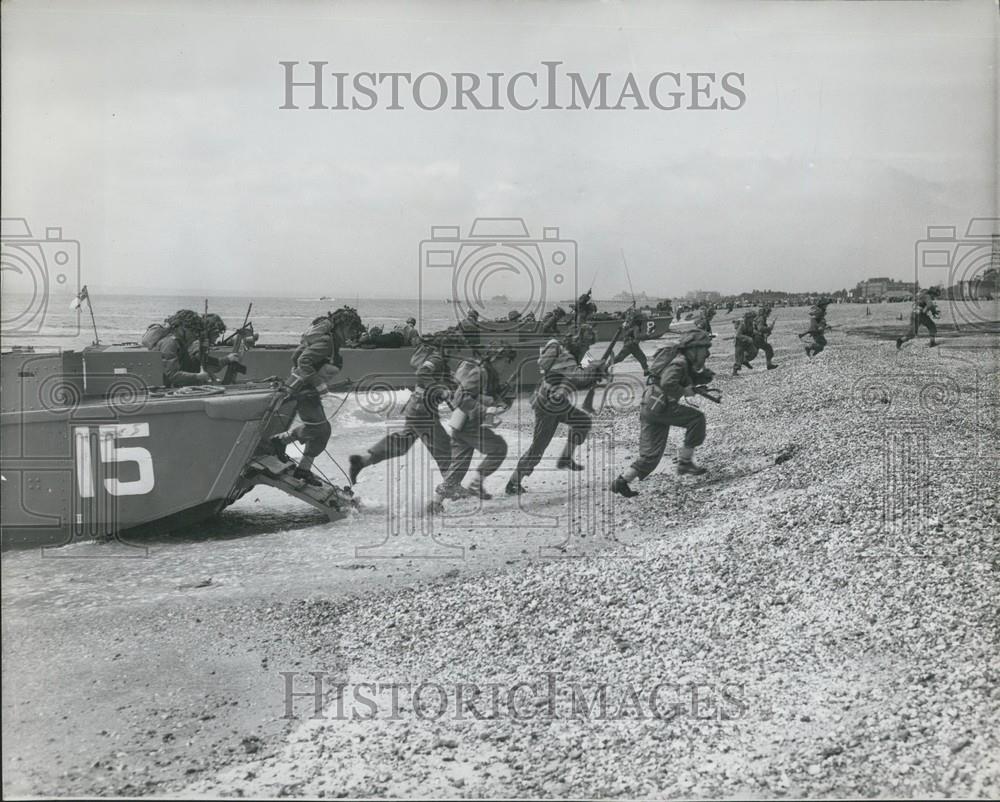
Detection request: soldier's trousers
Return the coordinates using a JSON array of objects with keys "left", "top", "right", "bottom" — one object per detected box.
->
[
  {"left": 630, "top": 402, "right": 706, "bottom": 480},
  {"left": 367, "top": 407, "right": 451, "bottom": 476},
  {"left": 442, "top": 425, "right": 508, "bottom": 487},
  {"left": 733, "top": 334, "right": 758, "bottom": 369},
  {"left": 613, "top": 341, "right": 649, "bottom": 372},
  {"left": 901, "top": 312, "right": 937, "bottom": 342},
  {"left": 286, "top": 391, "right": 332, "bottom": 458},
  {"left": 512, "top": 403, "right": 592, "bottom": 479},
  {"left": 805, "top": 332, "right": 827, "bottom": 354},
  {"left": 753, "top": 335, "right": 774, "bottom": 364}
]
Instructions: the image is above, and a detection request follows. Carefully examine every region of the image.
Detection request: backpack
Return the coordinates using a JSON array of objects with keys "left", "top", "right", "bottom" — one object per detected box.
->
[
  {"left": 141, "top": 323, "right": 171, "bottom": 349},
  {"left": 647, "top": 344, "right": 681, "bottom": 381}
]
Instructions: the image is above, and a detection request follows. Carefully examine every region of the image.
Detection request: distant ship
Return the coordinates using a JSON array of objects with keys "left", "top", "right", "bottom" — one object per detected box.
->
[
  {"left": 491, "top": 295, "right": 509, "bottom": 302},
  {"left": 319, "top": 296, "right": 334, "bottom": 301}
]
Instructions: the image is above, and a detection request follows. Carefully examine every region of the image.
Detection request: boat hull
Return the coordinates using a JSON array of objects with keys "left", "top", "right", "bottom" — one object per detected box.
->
[{"left": 1, "top": 349, "right": 290, "bottom": 548}]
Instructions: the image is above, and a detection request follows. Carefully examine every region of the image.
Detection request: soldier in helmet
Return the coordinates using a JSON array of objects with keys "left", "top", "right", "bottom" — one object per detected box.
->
[
  {"left": 731, "top": 311, "right": 758, "bottom": 376},
  {"left": 896, "top": 286, "right": 941, "bottom": 349},
  {"left": 540, "top": 306, "right": 567, "bottom": 335},
  {"left": 147, "top": 309, "right": 213, "bottom": 387},
  {"left": 396, "top": 316, "right": 422, "bottom": 346},
  {"left": 349, "top": 332, "right": 457, "bottom": 487},
  {"left": 612, "top": 306, "right": 650, "bottom": 374},
  {"left": 505, "top": 325, "right": 607, "bottom": 496},
  {"left": 692, "top": 305, "right": 716, "bottom": 335},
  {"left": 803, "top": 298, "right": 832, "bottom": 357},
  {"left": 270, "top": 308, "right": 362, "bottom": 485},
  {"left": 753, "top": 305, "right": 778, "bottom": 369},
  {"left": 611, "top": 329, "right": 716, "bottom": 498},
  {"left": 436, "top": 343, "right": 513, "bottom": 501}
]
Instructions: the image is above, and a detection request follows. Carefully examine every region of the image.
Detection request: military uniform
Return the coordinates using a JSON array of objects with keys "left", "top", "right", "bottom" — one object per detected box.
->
[
  {"left": 897, "top": 290, "right": 939, "bottom": 348},
  {"left": 506, "top": 336, "right": 605, "bottom": 494},
  {"left": 352, "top": 346, "right": 453, "bottom": 482},
  {"left": 611, "top": 329, "right": 715, "bottom": 496},
  {"left": 803, "top": 302, "right": 830, "bottom": 357},
  {"left": 732, "top": 313, "right": 758, "bottom": 375},
  {"left": 540, "top": 308, "right": 566, "bottom": 334},
  {"left": 396, "top": 318, "right": 422, "bottom": 346},
  {"left": 459, "top": 311, "right": 481, "bottom": 349},
  {"left": 272, "top": 316, "right": 343, "bottom": 481},
  {"left": 156, "top": 332, "right": 207, "bottom": 387},
  {"left": 613, "top": 310, "right": 650, "bottom": 373},
  {"left": 753, "top": 308, "right": 777, "bottom": 369},
  {"left": 438, "top": 358, "right": 508, "bottom": 499},
  {"left": 692, "top": 307, "right": 715, "bottom": 335}
]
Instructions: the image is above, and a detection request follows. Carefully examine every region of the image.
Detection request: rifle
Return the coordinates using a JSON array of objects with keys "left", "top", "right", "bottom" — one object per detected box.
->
[
  {"left": 221, "top": 302, "right": 253, "bottom": 384},
  {"left": 581, "top": 318, "right": 629, "bottom": 413},
  {"left": 693, "top": 385, "right": 722, "bottom": 404}
]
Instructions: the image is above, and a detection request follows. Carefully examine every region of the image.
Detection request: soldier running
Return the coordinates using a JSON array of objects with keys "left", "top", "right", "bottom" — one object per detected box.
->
[
  {"left": 436, "top": 345, "right": 513, "bottom": 501},
  {"left": 692, "top": 305, "right": 716, "bottom": 335},
  {"left": 270, "top": 307, "right": 364, "bottom": 485},
  {"left": 505, "top": 326, "right": 608, "bottom": 496},
  {"left": 753, "top": 304, "right": 778, "bottom": 369},
  {"left": 611, "top": 329, "right": 716, "bottom": 497},
  {"left": 612, "top": 307, "right": 650, "bottom": 375},
  {"left": 896, "top": 287, "right": 940, "bottom": 349},
  {"left": 349, "top": 333, "right": 458, "bottom": 485},
  {"left": 731, "top": 311, "right": 758, "bottom": 376},
  {"left": 802, "top": 298, "right": 832, "bottom": 357}
]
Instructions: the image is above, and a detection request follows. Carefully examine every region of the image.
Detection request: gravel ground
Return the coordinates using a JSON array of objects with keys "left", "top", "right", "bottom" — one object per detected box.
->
[
  {"left": 183, "top": 308, "right": 999, "bottom": 798},
  {"left": 4, "top": 304, "right": 998, "bottom": 798}
]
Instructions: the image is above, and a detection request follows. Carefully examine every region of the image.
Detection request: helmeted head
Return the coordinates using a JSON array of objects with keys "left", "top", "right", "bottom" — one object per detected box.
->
[
  {"left": 816, "top": 297, "right": 832, "bottom": 307},
  {"left": 204, "top": 313, "right": 226, "bottom": 343},
  {"left": 406, "top": 316, "right": 417, "bottom": 326},
  {"left": 508, "top": 310, "right": 522, "bottom": 321},
  {"left": 704, "top": 306, "right": 716, "bottom": 319},
  {"left": 166, "top": 309, "right": 204, "bottom": 341},
  {"left": 549, "top": 306, "right": 567, "bottom": 320},
  {"left": 925, "top": 286, "right": 942, "bottom": 298},
  {"left": 466, "top": 309, "right": 480, "bottom": 321},
  {"left": 328, "top": 306, "right": 366, "bottom": 342},
  {"left": 678, "top": 328, "right": 713, "bottom": 370}
]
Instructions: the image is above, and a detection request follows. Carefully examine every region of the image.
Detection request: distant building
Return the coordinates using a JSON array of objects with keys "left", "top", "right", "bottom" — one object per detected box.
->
[
  {"left": 854, "top": 277, "right": 917, "bottom": 301},
  {"left": 685, "top": 290, "right": 721, "bottom": 303}
]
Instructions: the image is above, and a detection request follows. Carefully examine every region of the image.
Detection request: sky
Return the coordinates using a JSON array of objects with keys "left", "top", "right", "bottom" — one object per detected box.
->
[{"left": 1, "top": 0, "right": 997, "bottom": 300}]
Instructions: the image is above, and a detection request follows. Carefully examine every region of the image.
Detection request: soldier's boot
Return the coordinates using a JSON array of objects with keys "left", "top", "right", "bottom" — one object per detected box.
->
[
  {"left": 466, "top": 475, "right": 492, "bottom": 500},
  {"left": 742, "top": 359, "right": 754, "bottom": 369},
  {"left": 732, "top": 365, "right": 740, "bottom": 377},
  {"left": 611, "top": 476, "right": 639, "bottom": 498},
  {"left": 434, "top": 482, "right": 470, "bottom": 500},
  {"left": 805, "top": 346, "right": 814, "bottom": 358},
  {"left": 505, "top": 477, "right": 527, "bottom": 496},
  {"left": 269, "top": 435, "right": 292, "bottom": 463},
  {"left": 348, "top": 454, "right": 366, "bottom": 485},
  {"left": 556, "top": 456, "right": 585, "bottom": 471},
  {"left": 426, "top": 497, "right": 445, "bottom": 515},
  {"left": 896, "top": 337, "right": 903, "bottom": 350},
  {"left": 676, "top": 447, "right": 707, "bottom": 477},
  {"left": 929, "top": 338, "right": 938, "bottom": 348}
]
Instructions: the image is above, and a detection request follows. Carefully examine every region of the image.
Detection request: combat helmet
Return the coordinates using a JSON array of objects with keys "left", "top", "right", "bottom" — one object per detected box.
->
[
  {"left": 678, "top": 329, "right": 713, "bottom": 350},
  {"left": 166, "top": 309, "right": 205, "bottom": 337}
]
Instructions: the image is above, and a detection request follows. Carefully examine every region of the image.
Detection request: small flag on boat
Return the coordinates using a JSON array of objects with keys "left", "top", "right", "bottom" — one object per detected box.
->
[{"left": 69, "top": 285, "right": 89, "bottom": 310}]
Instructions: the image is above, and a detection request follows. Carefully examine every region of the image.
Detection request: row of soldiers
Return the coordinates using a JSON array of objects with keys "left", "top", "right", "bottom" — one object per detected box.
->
[{"left": 141, "top": 290, "right": 934, "bottom": 502}]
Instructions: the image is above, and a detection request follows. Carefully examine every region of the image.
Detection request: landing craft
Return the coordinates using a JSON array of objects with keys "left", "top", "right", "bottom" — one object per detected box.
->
[{"left": 0, "top": 346, "right": 356, "bottom": 549}]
